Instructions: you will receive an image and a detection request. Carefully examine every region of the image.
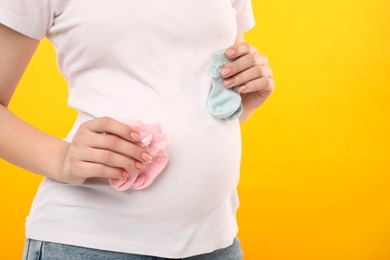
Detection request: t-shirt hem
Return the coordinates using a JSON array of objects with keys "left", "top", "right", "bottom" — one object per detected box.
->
[{"left": 26, "top": 227, "right": 239, "bottom": 258}]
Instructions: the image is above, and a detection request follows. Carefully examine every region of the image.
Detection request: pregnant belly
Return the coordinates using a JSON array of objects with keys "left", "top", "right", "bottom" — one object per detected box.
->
[
  {"left": 131, "top": 114, "right": 242, "bottom": 220},
  {"left": 64, "top": 110, "right": 242, "bottom": 222}
]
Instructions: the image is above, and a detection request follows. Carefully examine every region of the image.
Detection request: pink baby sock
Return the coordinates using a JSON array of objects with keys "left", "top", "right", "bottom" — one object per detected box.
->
[{"left": 109, "top": 120, "right": 169, "bottom": 191}]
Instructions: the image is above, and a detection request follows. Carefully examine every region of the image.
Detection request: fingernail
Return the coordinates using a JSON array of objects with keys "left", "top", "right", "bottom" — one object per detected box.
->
[
  {"left": 130, "top": 132, "right": 141, "bottom": 142},
  {"left": 238, "top": 86, "right": 247, "bottom": 92},
  {"left": 221, "top": 67, "right": 231, "bottom": 77},
  {"left": 136, "top": 162, "right": 145, "bottom": 171},
  {"left": 226, "top": 49, "right": 236, "bottom": 57},
  {"left": 224, "top": 78, "right": 234, "bottom": 87},
  {"left": 122, "top": 171, "right": 129, "bottom": 178},
  {"left": 142, "top": 153, "right": 152, "bottom": 163}
]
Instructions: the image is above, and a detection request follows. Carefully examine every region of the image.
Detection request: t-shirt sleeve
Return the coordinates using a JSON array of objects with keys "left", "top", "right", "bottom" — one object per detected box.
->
[
  {"left": 0, "top": 0, "right": 52, "bottom": 40},
  {"left": 232, "top": 0, "right": 256, "bottom": 34}
]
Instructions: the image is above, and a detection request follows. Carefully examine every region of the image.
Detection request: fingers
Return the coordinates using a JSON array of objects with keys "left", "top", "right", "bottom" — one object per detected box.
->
[
  {"left": 83, "top": 117, "right": 142, "bottom": 143},
  {"left": 225, "top": 42, "right": 258, "bottom": 60},
  {"left": 223, "top": 65, "right": 273, "bottom": 89},
  {"left": 237, "top": 76, "right": 275, "bottom": 95},
  {"left": 63, "top": 146, "right": 130, "bottom": 185},
  {"left": 86, "top": 132, "right": 151, "bottom": 164},
  {"left": 63, "top": 140, "right": 146, "bottom": 184},
  {"left": 221, "top": 53, "right": 269, "bottom": 79},
  {"left": 221, "top": 42, "right": 274, "bottom": 96},
  {"left": 78, "top": 147, "right": 145, "bottom": 173},
  {"left": 73, "top": 118, "right": 152, "bottom": 172},
  {"left": 61, "top": 117, "right": 154, "bottom": 184},
  {"left": 71, "top": 161, "right": 127, "bottom": 180}
]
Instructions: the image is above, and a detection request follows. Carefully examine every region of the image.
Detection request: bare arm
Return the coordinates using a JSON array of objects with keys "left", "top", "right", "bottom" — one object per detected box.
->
[
  {"left": 0, "top": 24, "right": 70, "bottom": 182},
  {"left": 0, "top": 24, "right": 151, "bottom": 184}
]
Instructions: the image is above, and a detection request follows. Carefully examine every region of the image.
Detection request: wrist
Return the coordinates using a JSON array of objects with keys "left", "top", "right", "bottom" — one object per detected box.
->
[{"left": 45, "top": 140, "right": 70, "bottom": 183}]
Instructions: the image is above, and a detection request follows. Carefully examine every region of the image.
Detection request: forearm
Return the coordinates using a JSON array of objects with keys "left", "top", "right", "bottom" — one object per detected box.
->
[
  {"left": 0, "top": 105, "right": 69, "bottom": 182},
  {"left": 238, "top": 105, "right": 255, "bottom": 124}
]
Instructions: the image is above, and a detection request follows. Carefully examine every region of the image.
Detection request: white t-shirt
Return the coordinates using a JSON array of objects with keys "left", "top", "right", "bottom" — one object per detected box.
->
[{"left": 0, "top": 0, "right": 255, "bottom": 258}]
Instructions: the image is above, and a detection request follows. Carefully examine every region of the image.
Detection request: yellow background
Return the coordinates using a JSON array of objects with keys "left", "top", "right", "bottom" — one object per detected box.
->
[{"left": 1, "top": 0, "right": 389, "bottom": 259}]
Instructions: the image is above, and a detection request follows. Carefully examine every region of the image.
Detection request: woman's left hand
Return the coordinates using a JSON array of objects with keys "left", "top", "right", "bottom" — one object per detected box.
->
[{"left": 221, "top": 42, "right": 275, "bottom": 111}]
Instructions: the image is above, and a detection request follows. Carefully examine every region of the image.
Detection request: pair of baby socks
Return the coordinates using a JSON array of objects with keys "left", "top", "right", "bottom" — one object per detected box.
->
[
  {"left": 109, "top": 121, "right": 169, "bottom": 191},
  {"left": 207, "top": 49, "right": 243, "bottom": 120}
]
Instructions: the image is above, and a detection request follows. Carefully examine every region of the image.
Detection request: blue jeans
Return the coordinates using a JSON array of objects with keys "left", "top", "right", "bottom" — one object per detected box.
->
[{"left": 22, "top": 237, "right": 243, "bottom": 260}]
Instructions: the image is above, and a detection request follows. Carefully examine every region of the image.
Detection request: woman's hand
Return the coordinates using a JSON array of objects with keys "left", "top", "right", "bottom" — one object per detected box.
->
[
  {"left": 221, "top": 42, "right": 274, "bottom": 116},
  {"left": 60, "top": 117, "right": 152, "bottom": 185}
]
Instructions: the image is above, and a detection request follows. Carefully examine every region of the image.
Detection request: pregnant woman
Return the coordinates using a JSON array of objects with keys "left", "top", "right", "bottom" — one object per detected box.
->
[{"left": 0, "top": 1, "right": 274, "bottom": 259}]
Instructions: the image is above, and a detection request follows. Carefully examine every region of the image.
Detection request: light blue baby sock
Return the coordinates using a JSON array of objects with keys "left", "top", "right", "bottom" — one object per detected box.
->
[{"left": 207, "top": 49, "right": 243, "bottom": 120}]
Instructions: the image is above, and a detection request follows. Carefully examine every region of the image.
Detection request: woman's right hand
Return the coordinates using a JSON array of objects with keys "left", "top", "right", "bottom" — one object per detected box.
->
[
  {"left": 60, "top": 117, "right": 152, "bottom": 185},
  {"left": 0, "top": 25, "right": 151, "bottom": 185}
]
